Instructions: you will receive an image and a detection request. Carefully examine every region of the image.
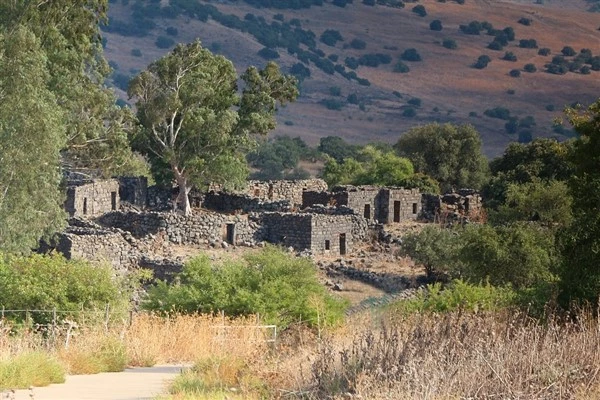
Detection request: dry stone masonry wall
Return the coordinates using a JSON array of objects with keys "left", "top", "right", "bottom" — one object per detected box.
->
[
  {"left": 210, "top": 179, "right": 328, "bottom": 205},
  {"left": 65, "top": 179, "right": 120, "bottom": 218}
]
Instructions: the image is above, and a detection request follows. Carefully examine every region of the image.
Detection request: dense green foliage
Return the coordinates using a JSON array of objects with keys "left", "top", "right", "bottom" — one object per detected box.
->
[
  {"left": 0, "top": 28, "right": 66, "bottom": 253},
  {"left": 558, "top": 99, "right": 600, "bottom": 305},
  {"left": 0, "top": 254, "right": 130, "bottom": 324},
  {"left": 400, "top": 223, "right": 557, "bottom": 289},
  {"left": 144, "top": 247, "right": 348, "bottom": 328},
  {"left": 247, "top": 136, "right": 317, "bottom": 180},
  {"left": 322, "top": 146, "right": 420, "bottom": 188},
  {"left": 395, "top": 123, "right": 489, "bottom": 192},
  {"left": 129, "top": 41, "right": 298, "bottom": 214},
  {"left": 391, "top": 280, "right": 516, "bottom": 314}
]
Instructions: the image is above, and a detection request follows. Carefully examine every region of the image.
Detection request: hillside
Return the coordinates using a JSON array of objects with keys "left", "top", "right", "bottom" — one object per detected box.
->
[{"left": 102, "top": 0, "right": 600, "bottom": 156}]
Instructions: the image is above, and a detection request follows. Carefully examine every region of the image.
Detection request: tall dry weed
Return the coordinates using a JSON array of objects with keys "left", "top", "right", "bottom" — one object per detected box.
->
[{"left": 306, "top": 310, "right": 600, "bottom": 399}]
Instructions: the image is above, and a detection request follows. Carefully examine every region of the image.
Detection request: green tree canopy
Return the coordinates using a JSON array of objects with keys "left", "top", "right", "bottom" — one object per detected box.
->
[
  {"left": 558, "top": 99, "right": 600, "bottom": 305},
  {"left": 128, "top": 40, "right": 298, "bottom": 214},
  {"left": 483, "top": 138, "right": 574, "bottom": 209},
  {"left": 0, "top": 26, "right": 66, "bottom": 253},
  {"left": 321, "top": 146, "right": 418, "bottom": 188},
  {"left": 395, "top": 123, "right": 489, "bottom": 192},
  {"left": 0, "top": 0, "right": 139, "bottom": 176}
]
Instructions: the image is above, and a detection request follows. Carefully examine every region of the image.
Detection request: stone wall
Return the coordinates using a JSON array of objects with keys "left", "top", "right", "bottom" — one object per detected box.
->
[
  {"left": 56, "top": 226, "right": 139, "bottom": 271},
  {"left": 343, "top": 187, "right": 380, "bottom": 221},
  {"left": 259, "top": 212, "right": 368, "bottom": 255},
  {"left": 420, "top": 190, "right": 483, "bottom": 223},
  {"left": 379, "top": 188, "right": 422, "bottom": 223},
  {"left": 203, "top": 192, "right": 292, "bottom": 213},
  {"left": 65, "top": 179, "right": 120, "bottom": 218},
  {"left": 210, "top": 179, "right": 328, "bottom": 205},
  {"left": 97, "top": 211, "right": 262, "bottom": 246}
]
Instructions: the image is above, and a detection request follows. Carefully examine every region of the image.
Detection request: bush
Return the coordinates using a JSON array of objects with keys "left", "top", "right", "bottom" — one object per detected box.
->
[
  {"left": 320, "top": 98, "right": 345, "bottom": 110},
  {"left": 143, "top": 247, "right": 348, "bottom": 328},
  {"left": 561, "top": 46, "right": 576, "bottom": 56},
  {"left": 0, "top": 254, "right": 131, "bottom": 325},
  {"left": 130, "top": 48, "right": 142, "bottom": 57},
  {"left": 408, "top": 97, "right": 421, "bottom": 107},
  {"left": 412, "top": 4, "right": 427, "bottom": 16},
  {"left": 402, "top": 107, "right": 416, "bottom": 117},
  {"left": 320, "top": 29, "right": 344, "bottom": 46},
  {"left": 398, "top": 225, "right": 459, "bottom": 278},
  {"left": 509, "top": 69, "right": 521, "bottom": 77},
  {"left": 519, "top": 39, "right": 538, "bottom": 49},
  {"left": 344, "top": 56, "right": 359, "bottom": 69},
  {"left": 473, "top": 54, "right": 491, "bottom": 69},
  {"left": 155, "top": 35, "right": 175, "bottom": 49},
  {"left": 393, "top": 61, "right": 410, "bottom": 73},
  {"left": 503, "top": 51, "right": 517, "bottom": 61},
  {"left": 484, "top": 106, "right": 511, "bottom": 120},
  {"left": 0, "top": 352, "right": 65, "bottom": 390},
  {"left": 391, "top": 280, "right": 517, "bottom": 314},
  {"left": 349, "top": 38, "right": 366, "bottom": 49},
  {"left": 166, "top": 26, "right": 178, "bottom": 36},
  {"left": 443, "top": 38, "right": 457, "bottom": 49},
  {"left": 488, "top": 40, "right": 503, "bottom": 51},
  {"left": 524, "top": 63, "right": 537, "bottom": 73},
  {"left": 538, "top": 47, "right": 551, "bottom": 56},
  {"left": 347, "top": 93, "right": 359, "bottom": 104},
  {"left": 257, "top": 47, "right": 280, "bottom": 59},
  {"left": 430, "top": 19, "right": 443, "bottom": 31},
  {"left": 518, "top": 17, "right": 532, "bottom": 26},
  {"left": 329, "top": 86, "right": 342, "bottom": 96},
  {"left": 400, "top": 48, "right": 422, "bottom": 62}
]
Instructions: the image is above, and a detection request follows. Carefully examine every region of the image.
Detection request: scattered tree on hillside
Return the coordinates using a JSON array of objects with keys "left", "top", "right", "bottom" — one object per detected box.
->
[
  {"left": 395, "top": 123, "right": 489, "bottom": 192},
  {"left": 129, "top": 41, "right": 298, "bottom": 215}
]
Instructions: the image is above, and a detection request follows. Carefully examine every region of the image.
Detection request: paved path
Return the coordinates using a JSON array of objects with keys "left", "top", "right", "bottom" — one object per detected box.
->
[{"left": 7, "top": 365, "right": 188, "bottom": 400}]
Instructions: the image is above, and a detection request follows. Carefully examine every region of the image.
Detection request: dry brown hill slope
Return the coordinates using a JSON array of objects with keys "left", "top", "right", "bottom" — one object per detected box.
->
[{"left": 103, "top": 0, "right": 600, "bottom": 156}]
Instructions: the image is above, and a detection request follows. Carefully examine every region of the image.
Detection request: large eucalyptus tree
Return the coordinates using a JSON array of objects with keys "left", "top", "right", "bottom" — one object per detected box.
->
[{"left": 128, "top": 40, "right": 298, "bottom": 215}]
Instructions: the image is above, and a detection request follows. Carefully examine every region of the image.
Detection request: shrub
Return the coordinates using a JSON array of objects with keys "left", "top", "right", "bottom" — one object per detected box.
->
[
  {"left": 155, "top": 35, "right": 175, "bottom": 49},
  {"left": 518, "top": 17, "right": 532, "bottom": 26},
  {"left": 402, "top": 107, "right": 416, "bottom": 117},
  {"left": 538, "top": 47, "right": 551, "bottom": 56},
  {"left": 509, "top": 69, "right": 521, "bottom": 77},
  {"left": 443, "top": 38, "right": 457, "bottom": 49},
  {"left": 545, "top": 104, "right": 555, "bottom": 111},
  {"left": 398, "top": 225, "right": 459, "bottom": 278},
  {"left": 487, "top": 40, "right": 503, "bottom": 50},
  {"left": 320, "top": 29, "right": 343, "bottom": 46},
  {"left": 484, "top": 106, "right": 511, "bottom": 120},
  {"left": 430, "top": 19, "right": 443, "bottom": 31},
  {"left": 350, "top": 38, "right": 366, "bottom": 49},
  {"left": 412, "top": 4, "right": 427, "bottom": 16},
  {"left": 561, "top": 46, "right": 576, "bottom": 56},
  {"left": 401, "top": 48, "right": 422, "bottom": 62},
  {"left": 0, "top": 352, "right": 65, "bottom": 390},
  {"left": 0, "top": 254, "right": 131, "bottom": 325},
  {"left": 408, "top": 97, "right": 422, "bottom": 107},
  {"left": 130, "top": 48, "right": 142, "bottom": 57},
  {"left": 257, "top": 47, "right": 280, "bottom": 59},
  {"left": 519, "top": 39, "right": 538, "bottom": 49},
  {"left": 524, "top": 63, "right": 537, "bottom": 73},
  {"left": 391, "top": 280, "right": 517, "bottom": 314},
  {"left": 344, "top": 56, "right": 359, "bottom": 69},
  {"left": 393, "top": 61, "right": 410, "bottom": 73},
  {"left": 143, "top": 247, "right": 348, "bottom": 328},
  {"left": 473, "top": 54, "right": 491, "bottom": 69},
  {"left": 503, "top": 51, "right": 517, "bottom": 61},
  {"left": 347, "top": 93, "right": 359, "bottom": 104},
  {"left": 519, "top": 130, "right": 533, "bottom": 143},
  {"left": 329, "top": 86, "right": 342, "bottom": 96},
  {"left": 166, "top": 26, "right": 178, "bottom": 36},
  {"left": 290, "top": 62, "right": 311, "bottom": 80}
]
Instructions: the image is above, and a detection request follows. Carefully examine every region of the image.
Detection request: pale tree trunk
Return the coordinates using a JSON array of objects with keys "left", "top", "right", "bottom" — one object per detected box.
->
[{"left": 173, "top": 168, "right": 192, "bottom": 216}]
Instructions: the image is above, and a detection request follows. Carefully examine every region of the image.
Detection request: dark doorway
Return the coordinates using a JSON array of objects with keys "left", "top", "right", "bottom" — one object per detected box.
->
[
  {"left": 393, "top": 201, "right": 401, "bottom": 223},
  {"left": 325, "top": 240, "right": 330, "bottom": 251},
  {"left": 412, "top": 202, "right": 418, "bottom": 215},
  {"left": 268, "top": 184, "right": 274, "bottom": 200},
  {"left": 111, "top": 192, "right": 117, "bottom": 211},
  {"left": 363, "top": 204, "right": 371, "bottom": 219},
  {"left": 83, "top": 198, "right": 88, "bottom": 215},
  {"left": 226, "top": 223, "right": 235, "bottom": 244},
  {"left": 339, "top": 233, "right": 347, "bottom": 256}
]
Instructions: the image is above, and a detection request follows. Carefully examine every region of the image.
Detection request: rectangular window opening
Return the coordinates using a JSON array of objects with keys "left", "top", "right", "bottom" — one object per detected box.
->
[
  {"left": 325, "top": 240, "right": 330, "bottom": 250},
  {"left": 111, "top": 192, "right": 117, "bottom": 211},
  {"left": 412, "top": 202, "right": 418, "bottom": 214},
  {"left": 83, "top": 198, "right": 88, "bottom": 215}
]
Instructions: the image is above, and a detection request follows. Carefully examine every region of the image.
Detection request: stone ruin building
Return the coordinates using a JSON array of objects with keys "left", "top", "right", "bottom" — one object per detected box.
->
[
  {"left": 302, "top": 186, "right": 422, "bottom": 224},
  {"left": 52, "top": 177, "right": 483, "bottom": 275},
  {"left": 64, "top": 179, "right": 120, "bottom": 218}
]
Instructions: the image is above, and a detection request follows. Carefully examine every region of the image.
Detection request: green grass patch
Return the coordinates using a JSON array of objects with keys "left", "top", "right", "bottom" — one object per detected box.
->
[{"left": 0, "top": 352, "right": 65, "bottom": 390}]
